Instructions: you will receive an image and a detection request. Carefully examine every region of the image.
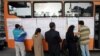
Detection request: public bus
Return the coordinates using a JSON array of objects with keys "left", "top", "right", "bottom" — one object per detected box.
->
[{"left": 3, "top": 0, "right": 100, "bottom": 51}]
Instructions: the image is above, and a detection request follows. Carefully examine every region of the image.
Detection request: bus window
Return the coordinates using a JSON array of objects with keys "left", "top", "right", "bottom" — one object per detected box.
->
[
  {"left": 8, "top": 2, "right": 32, "bottom": 18},
  {"left": 65, "top": 2, "right": 93, "bottom": 17},
  {"left": 33, "top": 2, "right": 62, "bottom": 17}
]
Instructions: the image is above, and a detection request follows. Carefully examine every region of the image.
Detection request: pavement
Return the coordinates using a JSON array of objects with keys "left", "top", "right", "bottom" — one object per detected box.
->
[{"left": 0, "top": 48, "right": 100, "bottom": 56}]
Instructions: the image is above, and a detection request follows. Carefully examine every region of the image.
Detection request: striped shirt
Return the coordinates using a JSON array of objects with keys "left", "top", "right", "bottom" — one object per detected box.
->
[{"left": 79, "top": 25, "right": 90, "bottom": 45}]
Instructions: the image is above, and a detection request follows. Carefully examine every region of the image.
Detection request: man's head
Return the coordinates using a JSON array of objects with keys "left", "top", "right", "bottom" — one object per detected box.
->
[
  {"left": 79, "top": 20, "right": 84, "bottom": 25},
  {"left": 15, "top": 24, "right": 20, "bottom": 29},
  {"left": 78, "top": 20, "right": 84, "bottom": 29},
  {"left": 49, "top": 22, "right": 55, "bottom": 29}
]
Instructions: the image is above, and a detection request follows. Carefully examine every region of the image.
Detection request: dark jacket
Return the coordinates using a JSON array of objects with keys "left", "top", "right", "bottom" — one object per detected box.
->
[
  {"left": 66, "top": 32, "right": 76, "bottom": 43},
  {"left": 45, "top": 29, "right": 62, "bottom": 45},
  {"left": 66, "top": 31, "right": 79, "bottom": 56},
  {"left": 45, "top": 29, "right": 62, "bottom": 53}
]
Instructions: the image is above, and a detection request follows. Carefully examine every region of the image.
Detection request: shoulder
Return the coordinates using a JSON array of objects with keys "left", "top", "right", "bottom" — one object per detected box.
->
[
  {"left": 80, "top": 26, "right": 89, "bottom": 30},
  {"left": 55, "top": 30, "right": 59, "bottom": 34},
  {"left": 32, "top": 34, "right": 36, "bottom": 39},
  {"left": 55, "top": 30, "right": 59, "bottom": 33},
  {"left": 45, "top": 30, "right": 50, "bottom": 34},
  {"left": 80, "top": 26, "right": 90, "bottom": 34},
  {"left": 84, "top": 26, "right": 90, "bottom": 30},
  {"left": 13, "top": 29, "right": 19, "bottom": 33},
  {"left": 13, "top": 29, "right": 15, "bottom": 32},
  {"left": 40, "top": 34, "right": 44, "bottom": 38},
  {"left": 13, "top": 29, "right": 17, "bottom": 31}
]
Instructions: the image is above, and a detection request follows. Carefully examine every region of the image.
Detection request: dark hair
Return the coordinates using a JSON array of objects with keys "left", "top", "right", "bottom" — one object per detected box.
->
[
  {"left": 79, "top": 21, "right": 84, "bottom": 25},
  {"left": 49, "top": 22, "right": 55, "bottom": 29},
  {"left": 66, "top": 25, "right": 75, "bottom": 40},
  {"left": 15, "top": 24, "right": 20, "bottom": 29},
  {"left": 67, "top": 25, "right": 75, "bottom": 33},
  {"left": 35, "top": 28, "right": 41, "bottom": 35}
]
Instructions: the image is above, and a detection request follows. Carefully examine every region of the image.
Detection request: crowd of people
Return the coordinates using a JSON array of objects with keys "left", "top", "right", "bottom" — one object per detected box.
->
[{"left": 13, "top": 20, "right": 90, "bottom": 56}]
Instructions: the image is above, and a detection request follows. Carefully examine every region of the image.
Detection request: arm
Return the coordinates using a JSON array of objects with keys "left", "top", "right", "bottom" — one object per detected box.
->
[
  {"left": 18, "top": 31, "right": 26, "bottom": 37},
  {"left": 19, "top": 31, "right": 27, "bottom": 40}
]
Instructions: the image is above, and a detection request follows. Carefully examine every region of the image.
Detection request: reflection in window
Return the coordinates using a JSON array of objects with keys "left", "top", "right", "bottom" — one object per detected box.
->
[
  {"left": 65, "top": 2, "right": 93, "bottom": 17},
  {"left": 8, "top": 2, "right": 32, "bottom": 18},
  {"left": 34, "top": 3, "right": 62, "bottom": 17}
]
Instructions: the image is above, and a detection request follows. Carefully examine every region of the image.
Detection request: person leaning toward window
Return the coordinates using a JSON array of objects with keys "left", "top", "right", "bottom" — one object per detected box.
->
[
  {"left": 66, "top": 25, "right": 79, "bottom": 56},
  {"left": 32, "top": 28, "right": 44, "bottom": 56},
  {"left": 78, "top": 21, "right": 90, "bottom": 56},
  {"left": 13, "top": 24, "right": 27, "bottom": 56}
]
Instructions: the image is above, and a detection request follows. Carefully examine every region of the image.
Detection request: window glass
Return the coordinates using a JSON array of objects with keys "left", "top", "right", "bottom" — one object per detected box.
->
[
  {"left": 8, "top": 2, "right": 32, "bottom": 18},
  {"left": 65, "top": 2, "right": 93, "bottom": 17},
  {"left": 34, "top": 2, "right": 62, "bottom": 17}
]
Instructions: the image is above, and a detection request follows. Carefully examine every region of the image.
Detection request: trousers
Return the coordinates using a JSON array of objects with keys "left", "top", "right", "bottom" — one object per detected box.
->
[{"left": 15, "top": 42, "right": 25, "bottom": 56}]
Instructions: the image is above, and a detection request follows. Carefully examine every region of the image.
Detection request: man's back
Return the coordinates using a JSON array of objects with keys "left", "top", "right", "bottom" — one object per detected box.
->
[
  {"left": 45, "top": 29, "right": 61, "bottom": 45},
  {"left": 45, "top": 22, "right": 61, "bottom": 56}
]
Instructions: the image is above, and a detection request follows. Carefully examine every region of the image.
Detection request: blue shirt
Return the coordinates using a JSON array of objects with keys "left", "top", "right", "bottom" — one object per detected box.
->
[{"left": 13, "top": 28, "right": 27, "bottom": 42}]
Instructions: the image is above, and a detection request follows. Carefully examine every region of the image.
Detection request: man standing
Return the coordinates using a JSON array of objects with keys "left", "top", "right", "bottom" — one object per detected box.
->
[
  {"left": 13, "top": 24, "right": 27, "bottom": 56},
  {"left": 45, "top": 22, "right": 61, "bottom": 56},
  {"left": 78, "top": 21, "right": 90, "bottom": 56}
]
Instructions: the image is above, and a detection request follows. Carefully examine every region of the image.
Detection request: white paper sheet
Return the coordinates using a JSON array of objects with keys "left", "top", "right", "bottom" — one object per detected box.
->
[
  {"left": 37, "top": 18, "right": 52, "bottom": 36},
  {"left": 37, "top": 18, "right": 51, "bottom": 28},
  {"left": 7, "top": 17, "right": 94, "bottom": 39},
  {"left": 68, "top": 17, "right": 78, "bottom": 32},
  {"left": 21, "top": 19, "right": 37, "bottom": 39},
  {"left": 7, "top": 18, "right": 21, "bottom": 39},
  {"left": 7, "top": 18, "right": 37, "bottom": 39},
  {"left": 52, "top": 17, "right": 67, "bottom": 39}
]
